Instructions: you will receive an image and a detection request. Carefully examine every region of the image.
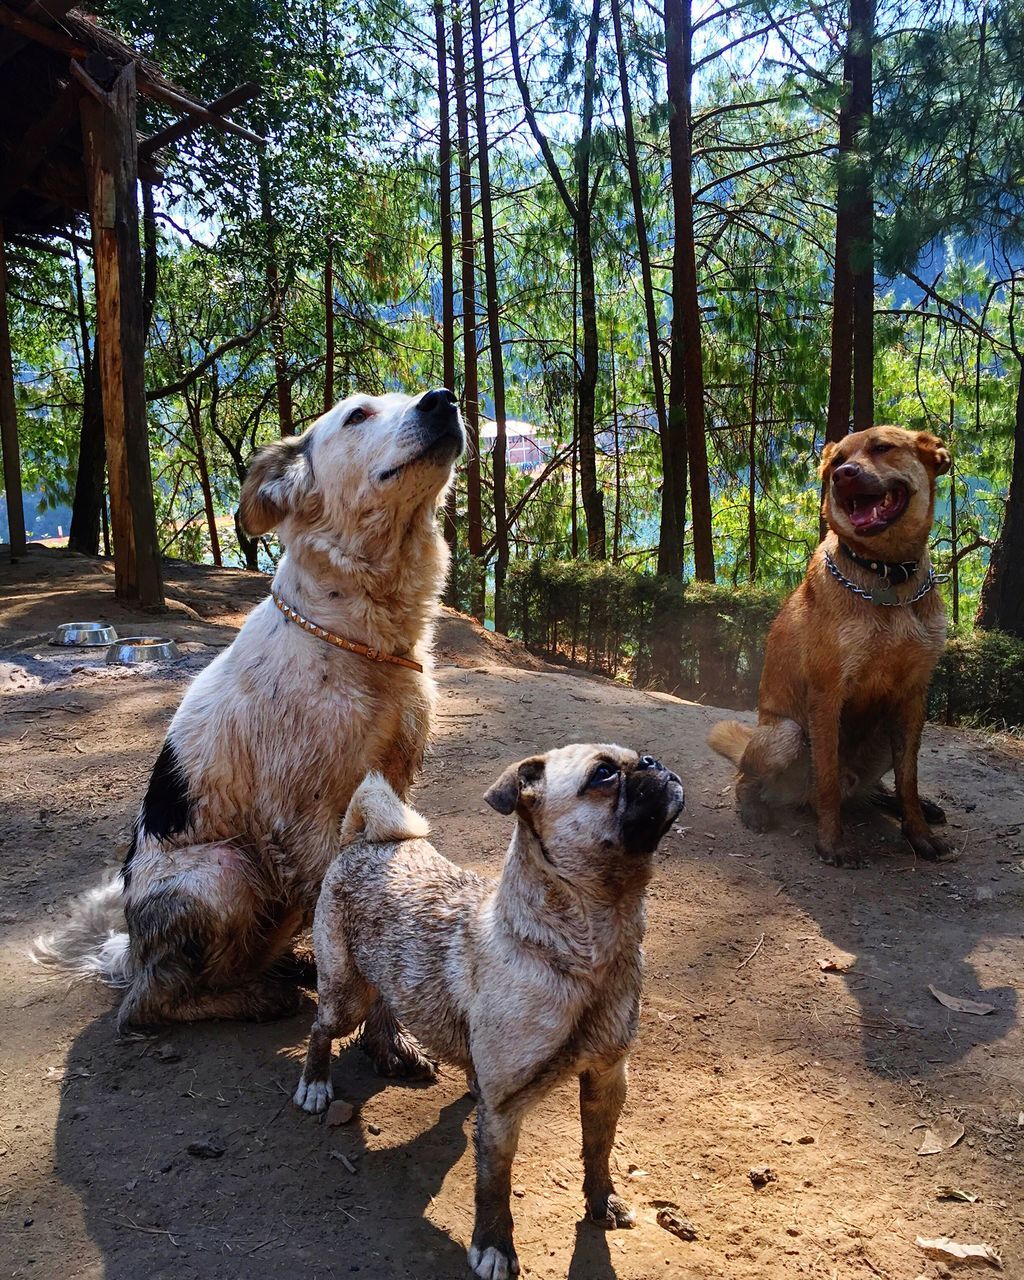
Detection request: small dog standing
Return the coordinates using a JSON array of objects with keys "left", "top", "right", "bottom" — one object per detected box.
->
[
  {"left": 709, "top": 425, "right": 950, "bottom": 867},
  {"left": 293, "top": 745, "right": 685, "bottom": 1280}
]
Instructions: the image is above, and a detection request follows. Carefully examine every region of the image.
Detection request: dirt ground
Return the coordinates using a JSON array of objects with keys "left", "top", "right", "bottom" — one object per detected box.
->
[{"left": 2, "top": 547, "right": 1022, "bottom": 1280}]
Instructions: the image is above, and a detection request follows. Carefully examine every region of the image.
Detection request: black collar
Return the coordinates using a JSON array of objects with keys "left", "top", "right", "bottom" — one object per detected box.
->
[{"left": 839, "top": 542, "right": 919, "bottom": 586}]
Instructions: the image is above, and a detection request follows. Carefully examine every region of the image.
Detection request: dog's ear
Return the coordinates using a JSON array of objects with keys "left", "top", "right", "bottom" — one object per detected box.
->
[
  {"left": 818, "top": 440, "right": 839, "bottom": 479},
  {"left": 484, "top": 756, "right": 546, "bottom": 815},
  {"left": 239, "top": 435, "right": 315, "bottom": 535},
  {"left": 915, "top": 431, "right": 951, "bottom": 476}
]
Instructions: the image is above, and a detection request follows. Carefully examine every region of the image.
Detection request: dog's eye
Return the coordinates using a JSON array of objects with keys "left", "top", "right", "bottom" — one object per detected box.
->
[
  {"left": 870, "top": 442, "right": 894, "bottom": 455},
  {"left": 588, "top": 762, "right": 618, "bottom": 789},
  {"left": 345, "top": 407, "right": 368, "bottom": 426}
]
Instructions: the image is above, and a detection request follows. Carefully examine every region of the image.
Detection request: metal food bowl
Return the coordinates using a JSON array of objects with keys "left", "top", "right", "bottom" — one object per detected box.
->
[
  {"left": 105, "top": 636, "right": 180, "bottom": 665},
  {"left": 51, "top": 621, "right": 119, "bottom": 647}
]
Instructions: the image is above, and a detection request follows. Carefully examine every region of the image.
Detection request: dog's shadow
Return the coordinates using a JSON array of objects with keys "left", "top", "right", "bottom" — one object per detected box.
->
[{"left": 53, "top": 1008, "right": 477, "bottom": 1279}]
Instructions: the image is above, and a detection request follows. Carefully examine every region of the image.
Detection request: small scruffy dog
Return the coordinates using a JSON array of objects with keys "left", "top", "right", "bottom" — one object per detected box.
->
[{"left": 293, "top": 744, "right": 685, "bottom": 1280}]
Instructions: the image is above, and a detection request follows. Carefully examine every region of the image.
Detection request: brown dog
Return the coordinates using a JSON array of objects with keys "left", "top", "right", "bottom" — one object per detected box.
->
[
  {"left": 294, "top": 746, "right": 685, "bottom": 1279},
  {"left": 709, "top": 425, "right": 950, "bottom": 867}
]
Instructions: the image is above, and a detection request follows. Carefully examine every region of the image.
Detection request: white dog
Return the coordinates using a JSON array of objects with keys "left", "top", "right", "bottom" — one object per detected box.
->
[{"left": 34, "top": 388, "right": 463, "bottom": 1074}]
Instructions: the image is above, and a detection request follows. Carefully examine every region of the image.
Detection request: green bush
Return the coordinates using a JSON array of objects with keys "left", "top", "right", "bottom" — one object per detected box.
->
[
  {"left": 930, "top": 629, "right": 1024, "bottom": 729},
  {"left": 505, "top": 559, "right": 781, "bottom": 707},
  {"left": 506, "top": 559, "right": 1024, "bottom": 729}
]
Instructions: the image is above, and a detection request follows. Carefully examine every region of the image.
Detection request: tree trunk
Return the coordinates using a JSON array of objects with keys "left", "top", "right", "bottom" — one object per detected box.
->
[
  {"left": 186, "top": 390, "right": 222, "bottom": 568},
  {"left": 141, "top": 180, "right": 158, "bottom": 339},
  {"left": 259, "top": 156, "right": 294, "bottom": 437},
  {"left": 470, "top": 0, "right": 508, "bottom": 630},
  {"left": 575, "top": 0, "right": 606, "bottom": 560},
  {"left": 0, "top": 227, "right": 26, "bottom": 558},
  {"left": 748, "top": 292, "right": 762, "bottom": 581},
  {"left": 664, "top": 0, "right": 713, "bottom": 580},
  {"left": 611, "top": 328, "right": 622, "bottom": 562},
  {"left": 849, "top": 0, "right": 874, "bottom": 432},
  {"left": 434, "top": 0, "right": 459, "bottom": 592},
  {"left": 80, "top": 62, "right": 163, "bottom": 608},
  {"left": 323, "top": 239, "right": 334, "bottom": 413},
  {"left": 68, "top": 246, "right": 105, "bottom": 555},
  {"left": 948, "top": 396, "right": 958, "bottom": 627},
  {"left": 976, "top": 361, "right": 1024, "bottom": 638},
  {"left": 611, "top": 0, "right": 670, "bottom": 557},
  {"left": 452, "top": 6, "right": 483, "bottom": 618}
]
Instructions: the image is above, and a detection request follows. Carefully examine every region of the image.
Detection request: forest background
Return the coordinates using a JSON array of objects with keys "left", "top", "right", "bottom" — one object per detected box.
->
[{"left": 4, "top": 0, "right": 1024, "bottom": 722}]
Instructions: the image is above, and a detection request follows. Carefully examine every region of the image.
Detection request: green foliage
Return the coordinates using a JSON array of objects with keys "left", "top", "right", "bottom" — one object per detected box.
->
[{"left": 931, "top": 629, "right": 1024, "bottom": 730}]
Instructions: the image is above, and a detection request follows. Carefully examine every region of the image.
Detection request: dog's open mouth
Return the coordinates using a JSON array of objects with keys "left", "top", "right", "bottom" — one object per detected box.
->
[{"left": 834, "top": 480, "right": 909, "bottom": 536}]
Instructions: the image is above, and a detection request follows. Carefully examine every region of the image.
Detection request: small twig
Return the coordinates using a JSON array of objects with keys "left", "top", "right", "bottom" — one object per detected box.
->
[{"left": 737, "top": 932, "right": 765, "bottom": 971}]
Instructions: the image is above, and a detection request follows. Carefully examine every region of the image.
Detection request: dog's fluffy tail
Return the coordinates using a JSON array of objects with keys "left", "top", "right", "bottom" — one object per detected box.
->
[
  {"left": 707, "top": 719, "right": 753, "bottom": 766},
  {"left": 28, "top": 870, "right": 133, "bottom": 988},
  {"left": 341, "top": 773, "right": 430, "bottom": 845}
]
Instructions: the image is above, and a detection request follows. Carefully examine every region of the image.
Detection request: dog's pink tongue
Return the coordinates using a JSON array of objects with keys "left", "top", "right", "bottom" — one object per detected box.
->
[{"left": 850, "top": 500, "right": 884, "bottom": 528}]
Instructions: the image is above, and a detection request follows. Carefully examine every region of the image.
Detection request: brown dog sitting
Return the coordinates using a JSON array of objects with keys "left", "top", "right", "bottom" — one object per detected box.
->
[{"left": 709, "top": 425, "right": 951, "bottom": 867}]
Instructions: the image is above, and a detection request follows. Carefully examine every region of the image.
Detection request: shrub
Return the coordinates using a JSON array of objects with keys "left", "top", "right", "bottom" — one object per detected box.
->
[{"left": 505, "top": 559, "right": 1024, "bottom": 729}]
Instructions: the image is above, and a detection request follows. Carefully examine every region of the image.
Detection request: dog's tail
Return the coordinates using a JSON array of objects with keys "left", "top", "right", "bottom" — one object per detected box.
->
[
  {"left": 341, "top": 773, "right": 430, "bottom": 846},
  {"left": 28, "top": 870, "right": 133, "bottom": 988},
  {"left": 707, "top": 719, "right": 753, "bottom": 766}
]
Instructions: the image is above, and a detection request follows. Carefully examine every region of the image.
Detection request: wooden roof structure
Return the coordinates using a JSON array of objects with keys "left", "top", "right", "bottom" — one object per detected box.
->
[{"left": 0, "top": 1, "right": 263, "bottom": 607}]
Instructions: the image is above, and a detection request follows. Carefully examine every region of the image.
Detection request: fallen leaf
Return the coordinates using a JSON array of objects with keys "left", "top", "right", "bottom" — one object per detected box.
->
[
  {"left": 918, "top": 1118, "right": 966, "bottom": 1155},
  {"left": 656, "top": 1207, "right": 697, "bottom": 1241},
  {"left": 916, "top": 1236, "right": 1002, "bottom": 1269},
  {"left": 928, "top": 985, "right": 996, "bottom": 1016},
  {"left": 936, "top": 1186, "right": 980, "bottom": 1203},
  {"left": 817, "top": 957, "right": 854, "bottom": 973}
]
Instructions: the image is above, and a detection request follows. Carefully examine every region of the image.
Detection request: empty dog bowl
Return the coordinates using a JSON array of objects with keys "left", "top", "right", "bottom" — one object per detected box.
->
[
  {"left": 106, "top": 637, "right": 180, "bottom": 665},
  {"left": 51, "top": 621, "right": 119, "bottom": 647}
]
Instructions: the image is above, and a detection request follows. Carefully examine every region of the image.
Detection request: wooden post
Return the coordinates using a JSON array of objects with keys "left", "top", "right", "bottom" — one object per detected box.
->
[
  {"left": 0, "top": 225, "right": 27, "bottom": 558},
  {"left": 80, "top": 61, "right": 164, "bottom": 607}
]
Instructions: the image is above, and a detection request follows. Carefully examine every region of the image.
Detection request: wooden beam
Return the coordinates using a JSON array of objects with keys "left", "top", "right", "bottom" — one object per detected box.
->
[
  {"left": 80, "top": 60, "right": 164, "bottom": 608},
  {"left": 0, "top": 2, "right": 87, "bottom": 59},
  {"left": 0, "top": 82, "right": 80, "bottom": 211},
  {"left": 139, "top": 82, "right": 260, "bottom": 158},
  {"left": 137, "top": 78, "right": 267, "bottom": 146},
  {"left": 0, "top": 0, "right": 78, "bottom": 66},
  {"left": 0, "top": 224, "right": 27, "bottom": 557}
]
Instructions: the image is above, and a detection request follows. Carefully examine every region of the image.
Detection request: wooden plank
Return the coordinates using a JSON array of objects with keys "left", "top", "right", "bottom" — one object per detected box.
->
[
  {"left": 0, "top": 1, "right": 87, "bottom": 59},
  {"left": 139, "top": 82, "right": 260, "bottom": 158},
  {"left": 137, "top": 78, "right": 266, "bottom": 146},
  {"left": 0, "top": 225, "right": 27, "bottom": 557},
  {"left": 81, "top": 60, "right": 163, "bottom": 607},
  {"left": 0, "top": 0, "right": 78, "bottom": 66},
  {"left": 0, "top": 82, "right": 79, "bottom": 211}
]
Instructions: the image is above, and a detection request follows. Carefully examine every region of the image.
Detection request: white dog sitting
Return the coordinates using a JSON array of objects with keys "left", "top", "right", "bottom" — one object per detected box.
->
[{"left": 34, "top": 388, "right": 463, "bottom": 1078}]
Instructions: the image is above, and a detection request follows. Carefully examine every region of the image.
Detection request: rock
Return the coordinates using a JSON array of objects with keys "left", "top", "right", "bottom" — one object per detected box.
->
[
  {"left": 749, "top": 1166, "right": 777, "bottom": 1189},
  {"left": 367, "top": 1122, "right": 381, "bottom": 1136},
  {"left": 326, "top": 1100, "right": 355, "bottom": 1127},
  {"left": 155, "top": 1044, "right": 182, "bottom": 1063},
  {"left": 656, "top": 1208, "right": 697, "bottom": 1241},
  {"left": 513, "top": 1184, "right": 526, "bottom": 1198},
  {"left": 187, "top": 1135, "right": 226, "bottom": 1159},
  {"left": 797, "top": 1135, "right": 815, "bottom": 1144}
]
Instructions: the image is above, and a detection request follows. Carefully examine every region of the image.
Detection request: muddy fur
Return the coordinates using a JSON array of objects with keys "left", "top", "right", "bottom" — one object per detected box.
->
[
  {"left": 708, "top": 425, "right": 950, "bottom": 867},
  {"left": 32, "top": 388, "right": 463, "bottom": 1068},
  {"left": 294, "top": 746, "right": 685, "bottom": 1280}
]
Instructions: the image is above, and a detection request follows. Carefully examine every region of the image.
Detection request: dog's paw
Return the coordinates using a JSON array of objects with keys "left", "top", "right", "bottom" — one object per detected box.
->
[
  {"left": 815, "top": 840, "right": 865, "bottom": 869},
  {"left": 293, "top": 1075, "right": 333, "bottom": 1113},
  {"left": 467, "top": 1243, "right": 519, "bottom": 1279},
  {"left": 588, "top": 1192, "right": 636, "bottom": 1230},
  {"left": 903, "top": 825, "right": 953, "bottom": 861},
  {"left": 737, "top": 787, "right": 774, "bottom": 834}
]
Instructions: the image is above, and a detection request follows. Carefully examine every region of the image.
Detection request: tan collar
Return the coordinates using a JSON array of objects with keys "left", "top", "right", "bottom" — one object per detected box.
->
[{"left": 271, "top": 591, "right": 423, "bottom": 673}]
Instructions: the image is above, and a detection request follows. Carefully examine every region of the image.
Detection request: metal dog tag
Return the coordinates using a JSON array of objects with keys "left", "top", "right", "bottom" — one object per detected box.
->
[{"left": 870, "top": 584, "right": 898, "bottom": 605}]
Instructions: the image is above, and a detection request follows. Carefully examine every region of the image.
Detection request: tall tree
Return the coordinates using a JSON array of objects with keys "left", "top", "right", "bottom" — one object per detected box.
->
[
  {"left": 434, "top": 0, "right": 458, "bottom": 572},
  {"left": 470, "top": 0, "right": 509, "bottom": 629},
  {"left": 452, "top": 6, "right": 484, "bottom": 615},
  {"left": 664, "top": 0, "right": 714, "bottom": 580},
  {"left": 508, "top": 0, "right": 606, "bottom": 557}
]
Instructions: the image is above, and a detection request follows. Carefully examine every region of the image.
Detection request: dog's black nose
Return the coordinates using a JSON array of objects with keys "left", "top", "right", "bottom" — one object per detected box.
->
[
  {"left": 417, "top": 388, "right": 458, "bottom": 417},
  {"left": 638, "top": 754, "right": 660, "bottom": 771}
]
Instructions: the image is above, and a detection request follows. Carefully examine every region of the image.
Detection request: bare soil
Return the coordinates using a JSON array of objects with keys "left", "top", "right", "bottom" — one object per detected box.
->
[{"left": 2, "top": 548, "right": 1022, "bottom": 1280}]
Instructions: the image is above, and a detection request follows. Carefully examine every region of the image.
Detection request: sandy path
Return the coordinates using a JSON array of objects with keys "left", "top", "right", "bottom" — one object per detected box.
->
[{"left": 1, "top": 563, "right": 1022, "bottom": 1279}]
